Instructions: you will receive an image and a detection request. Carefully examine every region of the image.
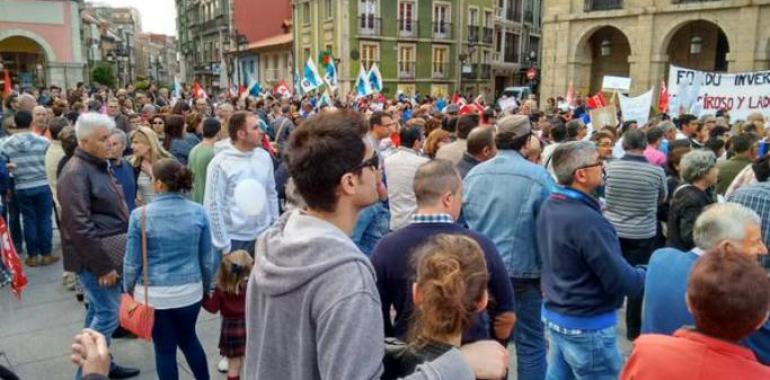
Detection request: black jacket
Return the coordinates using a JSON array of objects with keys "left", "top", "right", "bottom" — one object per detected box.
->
[
  {"left": 57, "top": 148, "right": 130, "bottom": 275},
  {"left": 667, "top": 184, "right": 715, "bottom": 251}
]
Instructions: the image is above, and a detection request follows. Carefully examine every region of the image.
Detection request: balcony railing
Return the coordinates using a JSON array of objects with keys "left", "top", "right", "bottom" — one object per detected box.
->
[
  {"left": 468, "top": 25, "right": 480, "bottom": 44},
  {"left": 433, "top": 22, "right": 453, "bottom": 40},
  {"left": 397, "top": 19, "right": 418, "bottom": 38},
  {"left": 504, "top": 49, "right": 519, "bottom": 64},
  {"left": 399, "top": 62, "right": 416, "bottom": 79},
  {"left": 358, "top": 15, "right": 382, "bottom": 37},
  {"left": 482, "top": 27, "right": 494, "bottom": 44},
  {"left": 584, "top": 0, "right": 623, "bottom": 11},
  {"left": 462, "top": 64, "right": 476, "bottom": 79}
]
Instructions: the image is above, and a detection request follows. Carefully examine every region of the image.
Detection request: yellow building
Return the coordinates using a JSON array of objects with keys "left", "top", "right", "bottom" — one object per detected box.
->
[{"left": 539, "top": 0, "right": 770, "bottom": 101}]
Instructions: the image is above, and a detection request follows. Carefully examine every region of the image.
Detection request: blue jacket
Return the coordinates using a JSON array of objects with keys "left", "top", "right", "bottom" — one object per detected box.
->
[
  {"left": 123, "top": 193, "right": 214, "bottom": 292},
  {"left": 463, "top": 150, "right": 554, "bottom": 278},
  {"left": 537, "top": 187, "right": 645, "bottom": 325},
  {"left": 109, "top": 158, "right": 136, "bottom": 211}
]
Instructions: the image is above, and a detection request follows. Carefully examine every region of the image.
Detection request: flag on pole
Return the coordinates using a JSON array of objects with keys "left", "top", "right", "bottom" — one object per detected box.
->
[
  {"left": 2, "top": 70, "right": 11, "bottom": 97},
  {"left": 219, "top": 56, "right": 229, "bottom": 93},
  {"left": 274, "top": 80, "right": 292, "bottom": 99},
  {"left": 244, "top": 72, "right": 261, "bottom": 97},
  {"left": 586, "top": 92, "right": 608, "bottom": 109},
  {"left": 172, "top": 77, "right": 182, "bottom": 100},
  {"left": 324, "top": 59, "right": 338, "bottom": 90},
  {"left": 658, "top": 80, "right": 669, "bottom": 113},
  {"left": 368, "top": 63, "right": 383, "bottom": 93},
  {"left": 566, "top": 82, "right": 576, "bottom": 107},
  {"left": 301, "top": 57, "right": 323, "bottom": 93},
  {"left": 193, "top": 81, "right": 208, "bottom": 100},
  {"left": 294, "top": 69, "right": 303, "bottom": 96},
  {"left": 452, "top": 92, "right": 467, "bottom": 106},
  {"left": 319, "top": 89, "right": 332, "bottom": 108},
  {"left": 356, "top": 64, "right": 373, "bottom": 97}
]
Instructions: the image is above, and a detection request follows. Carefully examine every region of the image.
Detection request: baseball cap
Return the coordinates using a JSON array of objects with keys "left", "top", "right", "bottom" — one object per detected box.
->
[{"left": 496, "top": 114, "right": 531, "bottom": 139}]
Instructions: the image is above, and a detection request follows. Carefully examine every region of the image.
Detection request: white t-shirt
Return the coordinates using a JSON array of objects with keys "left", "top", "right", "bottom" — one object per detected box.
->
[{"left": 135, "top": 282, "right": 203, "bottom": 310}]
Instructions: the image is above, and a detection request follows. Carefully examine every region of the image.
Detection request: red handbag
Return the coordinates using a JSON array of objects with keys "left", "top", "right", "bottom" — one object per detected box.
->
[{"left": 119, "top": 206, "right": 155, "bottom": 341}]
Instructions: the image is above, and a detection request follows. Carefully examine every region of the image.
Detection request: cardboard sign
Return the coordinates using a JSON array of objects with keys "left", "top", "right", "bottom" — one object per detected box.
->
[
  {"left": 589, "top": 105, "right": 619, "bottom": 129},
  {"left": 619, "top": 88, "right": 654, "bottom": 125}
]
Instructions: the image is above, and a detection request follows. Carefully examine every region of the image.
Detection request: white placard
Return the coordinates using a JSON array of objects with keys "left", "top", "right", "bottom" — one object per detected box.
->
[
  {"left": 619, "top": 88, "right": 654, "bottom": 125},
  {"left": 602, "top": 76, "right": 632, "bottom": 92}
]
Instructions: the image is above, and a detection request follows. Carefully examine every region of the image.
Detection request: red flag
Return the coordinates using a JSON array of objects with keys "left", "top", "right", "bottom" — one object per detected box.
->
[
  {"left": 193, "top": 81, "right": 208, "bottom": 100},
  {"left": 452, "top": 92, "right": 467, "bottom": 106},
  {"left": 0, "top": 216, "right": 27, "bottom": 298},
  {"left": 658, "top": 80, "right": 669, "bottom": 113},
  {"left": 2, "top": 70, "right": 11, "bottom": 97},
  {"left": 586, "top": 92, "right": 608, "bottom": 109}
]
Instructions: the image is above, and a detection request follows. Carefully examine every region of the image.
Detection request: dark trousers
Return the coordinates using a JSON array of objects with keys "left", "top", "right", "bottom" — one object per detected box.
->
[
  {"left": 619, "top": 237, "right": 658, "bottom": 341},
  {"left": 6, "top": 189, "right": 23, "bottom": 254},
  {"left": 15, "top": 186, "right": 53, "bottom": 257},
  {"left": 152, "top": 302, "right": 210, "bottom": 380}
]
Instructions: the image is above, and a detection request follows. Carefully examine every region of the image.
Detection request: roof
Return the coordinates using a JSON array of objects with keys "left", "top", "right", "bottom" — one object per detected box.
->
[{"left": 240, "top": 33, "right": 292, "bottom": 52}]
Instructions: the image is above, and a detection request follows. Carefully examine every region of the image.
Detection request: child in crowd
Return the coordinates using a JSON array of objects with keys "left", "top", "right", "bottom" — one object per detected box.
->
[
  {"left": 203, "top": 250, "right": 253, "bottom": 380},
  {"left": 382, "top": 234, "right": 490, "bottom": 379}
]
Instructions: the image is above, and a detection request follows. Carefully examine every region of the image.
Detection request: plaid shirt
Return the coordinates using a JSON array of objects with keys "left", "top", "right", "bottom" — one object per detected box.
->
[
  {"left": 728, "top": 182, "right": 770, "bottom": 247},
  {"left": 410, "top": 213, "right": 454, "bottom": 224}
]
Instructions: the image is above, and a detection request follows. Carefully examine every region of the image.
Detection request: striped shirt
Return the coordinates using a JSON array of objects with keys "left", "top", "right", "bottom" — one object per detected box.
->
[
  {"left": 0, "top": 132, "right": 50, "bottom": 190},
  {"left": 728, "top": 182, "right": 770, "bottom": 247},
  {"left": 604, "top": 154, "right": 667, "bottom": 239}
]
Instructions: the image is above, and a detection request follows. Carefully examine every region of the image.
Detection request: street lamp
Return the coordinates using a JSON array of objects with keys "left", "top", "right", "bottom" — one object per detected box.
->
[
  {"left": 528, "top": 50, "right": 537, "bottom": 68},
  {"left": 600, "top": 38, "right": 612, "bottom": 57},
  {"left": 690, "top": 35, "right": 703, "bottom": 55}
]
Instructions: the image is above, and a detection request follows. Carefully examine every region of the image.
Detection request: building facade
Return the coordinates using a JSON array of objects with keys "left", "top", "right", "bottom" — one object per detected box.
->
[
  {"left": 492, "top": 0, "right": 542, "bottom": 96},
  {"left": 540, "top": 0, "right": 770, "bottom": 102},
  {"left": 233, "top": 0, "right": 293, "bottom": 90},
  {"left": 294, "top": 0, "right": 502, "bottom": 99},
  {"left": 0, "top": 0, "right": 86, "bottom": 89},
  {"left": 176, "top": 0, "right": 233, "bottom": 89},
  {"left": 85, "top": 5, "right": 142, "bottom": 86},
  {"left": 135, "top": 33, "right": 179, "bottom": 86}
]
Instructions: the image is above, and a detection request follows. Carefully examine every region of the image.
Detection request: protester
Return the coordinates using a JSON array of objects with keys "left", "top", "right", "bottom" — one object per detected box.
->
[
  {"left": 385, "top": 125, "right": 429, "bottom": 231},
  {"left": 423, "top": 129, "right": 451, "bottom": 159},
  {"left": 643, "top": 126, "right": 666, "bottom": 167},
  {"left": 541, "top": 117, "right": 566, "bottom": 173},
  {"left": 163, "top": 114, "right": 200, "bottom": 165},
  {"left": 593, "top": 130, "right": 615, "bottom": 162},
  {"left": 58, "top": 113, "right": 139, "bottom": 379},
  {"left": 45, "top": 116, "right": 69, "bottom": 215},
  {"left": 456, "top": 127, "right": 496, "bottom": 179},
  {"left": 624, "top": 247, "right": 770, "bottom": 379},
  {"left": 107, "top": 129, "right": 137, "bottom": 211},
  {"left": 539, "top": 141, "right": 645, "bottom": 379},
  {"left": 150, "top": 114, "right": 166, "bottom": 141},
  {"left": 129, "top": 126, "right": 173, "bottom": 206},
  {"left": 667, "top": 150, "right": 718, "bottom": 250},
  {"left": 716, "top": 133, "right": 758, "bottom": 194},
  {"left": 245, "top": 111, "right": 509, "bottom": 380},
  {"left": 204, "top": 111, "right": 278, "bottom": 257},
  {"left": 604, "top": 128, "right": 666, "bottom": 340},
  {"left": 372, "top": 159, "right": 515, "bottom": 345},
  {"left": 123, "top": 158, "right": 213, "bottom": 380},
  {"left": 188, "top": 117, "right": 221, "bottom": 204},
  {"left": 677, "top": 114, "right": 704, "bottom": 148},
  {"left": 202, "top": 250, "right": 253, "bottom": 380},
  {"left": 463, "top": 114, "right": 553, "bottom": 380},
  {"left": 436, "top": 114, "right": 477, "bottom": 165},
  {"left": 1, "top": 110, "right": 55, "bottom": 267}
]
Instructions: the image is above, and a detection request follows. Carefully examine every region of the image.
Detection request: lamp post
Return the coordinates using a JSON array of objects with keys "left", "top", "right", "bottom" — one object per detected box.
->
[{"left": 233, "top": 30, "right": 248, "bottom": 87}]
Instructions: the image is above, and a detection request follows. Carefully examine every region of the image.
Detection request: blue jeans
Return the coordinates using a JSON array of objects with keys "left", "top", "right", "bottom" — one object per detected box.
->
[
  {"left": 351, "top": 202, "right": 390, "bottom": 256},
  {"left": 513, "top": 278, "right": 547, "bottom": 380},
  {"left": 231, "top": 239, "right": 256, "bottom": 256},
  {"left": 153, "top": 302, "right": 209, "bottom": 380},
  {"left": 15, "top": 185, "right": 53, "bottom": 257},
  {"left": 77, "top": 270, "right": 122, "bottom": 379},
  {"left": 544, "top": 322, "right": 622, "bottom": 380}
]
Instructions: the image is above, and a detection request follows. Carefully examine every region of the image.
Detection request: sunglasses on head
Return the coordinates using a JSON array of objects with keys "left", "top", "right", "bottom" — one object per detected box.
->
[{"left": 350, "top": 153, "right": 380, "bottom": 172}]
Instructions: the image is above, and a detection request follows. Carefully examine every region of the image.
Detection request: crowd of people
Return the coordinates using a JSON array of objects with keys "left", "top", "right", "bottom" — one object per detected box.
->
[{"left": 1, "top": 80, "right": 770, "bottom": 380}]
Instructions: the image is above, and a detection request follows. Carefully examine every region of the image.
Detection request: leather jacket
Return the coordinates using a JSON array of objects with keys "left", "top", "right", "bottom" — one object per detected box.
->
[{"left": 57, "top": 148, "right": 129, "bottom": 275}]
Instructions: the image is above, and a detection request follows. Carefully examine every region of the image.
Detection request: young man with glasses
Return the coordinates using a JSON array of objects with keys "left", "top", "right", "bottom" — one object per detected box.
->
[
  {"left": 245, "top": 111, "right": 510, "bottom": 380},
  {"left": 537, "top": 141, "right": 645, "bottom": 380}
]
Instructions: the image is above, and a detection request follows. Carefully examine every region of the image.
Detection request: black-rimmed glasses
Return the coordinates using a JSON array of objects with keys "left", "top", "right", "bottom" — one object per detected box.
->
[
  {"left": 350, "top": 153, "right": 380, "bottom": 172},
  {"left": 572, "top": 161, "right": 603, "bottom": 175}
]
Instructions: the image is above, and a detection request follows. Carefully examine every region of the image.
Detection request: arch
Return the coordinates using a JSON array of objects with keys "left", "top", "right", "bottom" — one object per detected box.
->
[
  {"left": 662, "top": 19, "right": 730, "bottom": 72},
  {"left": 0, "top": 28, "right": 57, "bottom": 61},
  {"left": 572, "top": 23, "right": 635, "bottom": 65},
  {"left": 658, "top": 17, "right": 734, "bottom": 59},
  {"left": 570, "top": 24, "right": 633, "bottom": 94}
]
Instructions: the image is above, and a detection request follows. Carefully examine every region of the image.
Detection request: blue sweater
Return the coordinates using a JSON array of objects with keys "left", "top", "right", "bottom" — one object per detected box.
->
[
  {"left": 642, "top": 247, "right": 770, "bottom": 364},
  {"left": 110, "top": 158, "right": 137, "bottom": 211},
  {"left": 371, "top": 222, "right": 516, "bottom": 343},
  {"left": 536, "top": 187, "right": 645, "bottom": 328}
]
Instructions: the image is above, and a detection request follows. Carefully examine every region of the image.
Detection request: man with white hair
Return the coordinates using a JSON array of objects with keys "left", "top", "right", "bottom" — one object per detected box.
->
[
  {"left": 31, "top": 105, "right": 49, "bottom": 136},
  {"left": 57, "top": 113, "right": 140, "bottom": 379},
  {"left": 642, "top": 202, "right": 767, "bottom": 335}
]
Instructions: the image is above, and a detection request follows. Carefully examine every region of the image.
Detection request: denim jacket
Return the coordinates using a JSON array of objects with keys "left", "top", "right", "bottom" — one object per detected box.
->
[
  {"left": 123, "top": 193, "right": 214, "bottom": 292},
  {"left": 463, "top": 150, "right": 554, "bottom": 278}
]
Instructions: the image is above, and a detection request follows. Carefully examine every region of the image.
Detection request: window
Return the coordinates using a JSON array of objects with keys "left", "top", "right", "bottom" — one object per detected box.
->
[
  {"left": 399, "top": 1, "right": 415, "bottom": 35},
  {"left": 304, "top": 47, "right": 311, "bottom": 64},
  {"left": 325, "top": 44, "right": 333, "bottom": 55},
  {"left": 361, "top": 43, "right": 379, "bottom": 70},
  {"left": 484, "top": 11, "right": 493, "bottom": 27},
  {"left": 504, "top": 32, "right": 519, "bottom": 63},
  {"left": 398, "top": 45, "right": 416, "bottom": 78},
  {"left": 469, "top": 8, "right": 478, "bottom": 26},
  {"left": 360, "top": 0, "right": 377, "bottom": 30},
  {"left": 433, "top": 3, "right": 450, "bottom": 36},
  {"left": 325, "top": 0, "right": 333, "bottom": 19},
  {"left": 432, "top": 46, "right": 448, "bottom": 78},
  {"left": 303, "top": 2, "right": 310, "bottom": 24}
]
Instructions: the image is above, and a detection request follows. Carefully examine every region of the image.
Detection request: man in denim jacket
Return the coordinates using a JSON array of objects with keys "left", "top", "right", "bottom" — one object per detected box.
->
[{"left": 463, "top": 114, "right": 554, "bottom": 380}]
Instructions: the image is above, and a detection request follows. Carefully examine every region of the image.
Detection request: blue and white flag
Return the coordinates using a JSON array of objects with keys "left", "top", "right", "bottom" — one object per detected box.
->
[
  {"left": 301, "top": 57, "right": 323, "bottom": 93},
  {"left": 172, "top": 77, "right": 182, "bottom": 102},
  {"left": 319, "top": 89, "right": 333, "bottom": 108},
  {"left": 368, "top": 63, "right": 383, "bottom": 93},
  {"left": 294, "top": 69, "right": 303, "bottom": 96},
  {"left": 324, "top": 60, "right": 338, "bottom": 90},
  {"left": 357, "top": 64, "right": 373, "bottom": 97}
]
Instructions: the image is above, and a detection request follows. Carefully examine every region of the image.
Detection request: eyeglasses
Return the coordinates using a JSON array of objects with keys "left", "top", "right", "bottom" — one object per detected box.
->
[
  {"left": 572, "top": 161, "right": 603, "bottom": 175},
  {"left": 350, "top": 153, "right": 380, "bottom": 172},
  {"left": 152, "top": 121, "right": 164, "bottom": 125}
]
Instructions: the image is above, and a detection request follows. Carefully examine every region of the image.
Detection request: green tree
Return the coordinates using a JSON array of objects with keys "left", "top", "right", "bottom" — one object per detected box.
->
[{"left": 91, "top": 63, "right": 116, "bottom": 87}]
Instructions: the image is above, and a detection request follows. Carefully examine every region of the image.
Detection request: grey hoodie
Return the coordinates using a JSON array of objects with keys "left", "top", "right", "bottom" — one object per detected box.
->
[{"left": 245, "top": 210, "right": 474, "bottom": 380}]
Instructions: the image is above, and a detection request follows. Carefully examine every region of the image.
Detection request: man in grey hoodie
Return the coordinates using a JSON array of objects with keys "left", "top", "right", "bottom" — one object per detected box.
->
[{"left": 245, "top": 111, "right": 509, "bottom": 380}]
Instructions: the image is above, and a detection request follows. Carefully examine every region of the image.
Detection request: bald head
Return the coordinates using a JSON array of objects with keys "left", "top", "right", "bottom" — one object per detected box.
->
[
  {"left": 467, "top": 126, "right": 495, "bottom": 156},
  {"left": 19, "top": 93, "right": 37, "bottom": 112},
  {"left": 413, "top": 159, "right": 462, "bottom": 207}
]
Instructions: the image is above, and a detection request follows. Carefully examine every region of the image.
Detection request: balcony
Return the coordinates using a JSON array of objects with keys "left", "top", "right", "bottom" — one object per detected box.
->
[
  {"left": 397, "top": 19, "right": 419, "bottom": 38},
  {"left": 584, "top": 0, "right": 623, "bottom": 11},
  {"left": 433, "top": 22, "right": 453, "bottom": 40},
  {"left": 482, "top": 27, "right": 494, "bottom": 44},
  {"left": 399, "top": 62, "right": 416, "bottom": 79},
  {"left": 358, "top": 15, "right": 382, "bottom": 37},
  {"left": 468, "top": 25, "right": 480, "bottom": 44},
  {"left": 504, "top": 49, "right": 519, "bottom": 64},
  {"left": 462, "top": 64, "right": 476, "bottom": 79}
]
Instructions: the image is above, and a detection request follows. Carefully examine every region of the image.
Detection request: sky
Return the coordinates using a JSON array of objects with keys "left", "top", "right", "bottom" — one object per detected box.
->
[{"left": 86, "top": 0, "right": 177, "bottom": 36}]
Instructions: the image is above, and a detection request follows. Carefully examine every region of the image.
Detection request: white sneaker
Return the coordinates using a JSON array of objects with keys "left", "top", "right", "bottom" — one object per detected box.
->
[{"left": 217, "top": 357, "right": 228, "bottom": 373}]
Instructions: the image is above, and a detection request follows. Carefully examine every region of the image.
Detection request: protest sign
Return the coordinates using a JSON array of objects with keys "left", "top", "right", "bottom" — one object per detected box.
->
[
  {"left": 619, "top": 88, "right": 654, "bottom": 125},
  {"left": 589, "top": 105, "right": 618, "bottom": 129},
  {"left": 602, "top": 76, "right": 632, "bottom": 92},
  {"left": 667, "top": 65, "right": 770, "bottom": 119}
]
